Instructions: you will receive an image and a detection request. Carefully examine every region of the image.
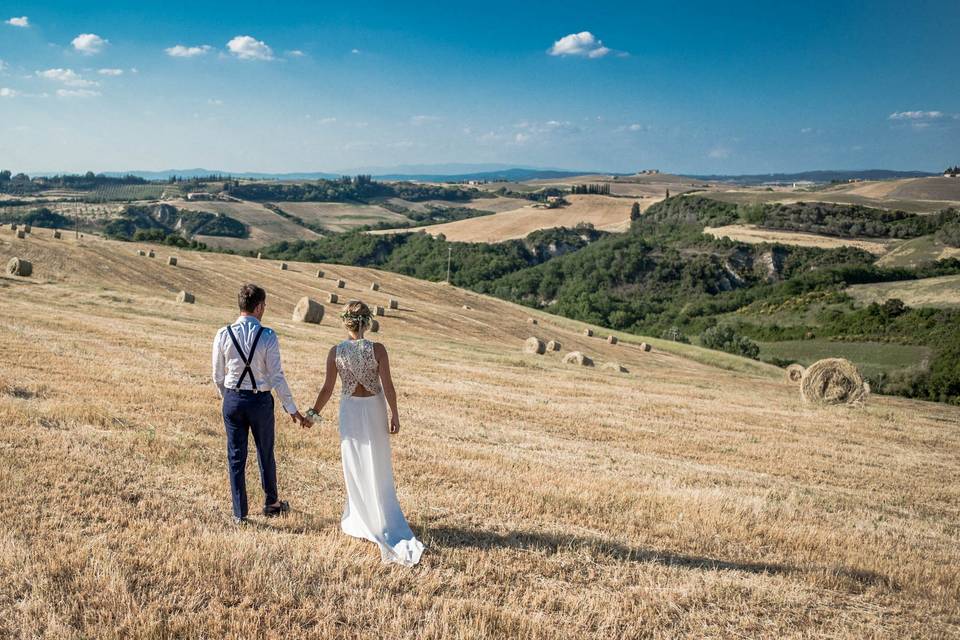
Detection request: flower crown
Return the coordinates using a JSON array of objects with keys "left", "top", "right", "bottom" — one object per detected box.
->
[{"left": 339, "top": 309, "right": 372, "bottom": 324}]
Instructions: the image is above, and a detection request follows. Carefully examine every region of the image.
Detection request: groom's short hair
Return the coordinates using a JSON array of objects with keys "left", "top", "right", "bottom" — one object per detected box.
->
[{"left": 238, "top": 284, "right": 266, "bottom": 313}]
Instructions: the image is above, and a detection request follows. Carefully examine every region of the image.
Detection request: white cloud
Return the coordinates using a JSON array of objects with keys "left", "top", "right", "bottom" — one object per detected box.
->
[
  {"left": 98, "top": 68, "right": 123, "bottom": 76},
  {"left": 548, "top": 31, "right": 616, "bottom": 58},
  {"left": 318, "top": 117, "right": 337, "bottom": 124},
  {"left": 5, "top": 16, "right": 29, "bottom": 28},
  {"left": 0, "top": 87, "right": 20, "bottom": 97},
  {"left": 37, "top": 68, "right": 97, "bottom": 87},
  {"left": 627, "top": 123, "right": 647, "bottom": 132},
  {"left": 889, "top": 110, "right": 944, "bottom": 120},
  {"left": 0, "top": 59, "right": 6, "bottom": 73},
  {"left": 800, "top": 127, "right": 813, "bottom": 134},
  {"left": 72, "top": 33, "right": 108, "bottom": 55},
  {"left": 227, "top": 35, "right": 274, "bottom": 61},
  {"left": 207, "top": 98, "right": 224, "bottom": 106},
  {"left": 410, "top": 115, "right": 440, "bottom": 125},
  {"left": 56, "top": 88, "right": 100, "bottom": 98},
  {"left": 351, "top": 48, "right": 361, "bottom": 54},
  {"left": 287, "top": 49, "right": 305, "bottom": 57},
  {"left": 708, "top": 147, "right": 731, "bottom": 159},
  {"left": 514, "top": 132, "right": 530, "bottom": 144},
  {"left": 165, "top": 44, "right": 212, "bottom": 58}
]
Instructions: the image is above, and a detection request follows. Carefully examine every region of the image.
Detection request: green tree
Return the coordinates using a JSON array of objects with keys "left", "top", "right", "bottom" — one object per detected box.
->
[{"left": 630, "top": 201, "right": 641, "bottom": 221}]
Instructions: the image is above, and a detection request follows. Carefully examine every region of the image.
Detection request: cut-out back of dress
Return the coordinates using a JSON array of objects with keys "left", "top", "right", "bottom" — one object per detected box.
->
[{"left": 336, "top": 339, "right": 382, "bottom": 397}]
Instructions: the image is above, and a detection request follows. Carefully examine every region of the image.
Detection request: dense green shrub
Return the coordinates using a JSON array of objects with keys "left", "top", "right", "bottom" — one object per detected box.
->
[{"left": 699, "top": 325, "right": 760, "bottom": 359}]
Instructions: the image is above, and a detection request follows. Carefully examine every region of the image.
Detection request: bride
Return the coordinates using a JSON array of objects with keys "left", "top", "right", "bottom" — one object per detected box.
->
[{"left": 307, "top": 300, "right": 424, "bottom": 566}]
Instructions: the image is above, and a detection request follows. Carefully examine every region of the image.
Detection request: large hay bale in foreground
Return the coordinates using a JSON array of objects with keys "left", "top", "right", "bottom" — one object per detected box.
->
[
  {"left": 374, "top": 305, "right": 385, "bottom": 316},
  {"left": 369, "top": 319, "right": 380, "bottom": 333},
  {"left": 639, "top": 342, "right": 651, "bottom": 352},
  {"left": 6, "top": 257, "right": 32, "bottom": 277},
  {"left": 280, "top": 262, "right": 288, "bottom": 271},
  {"left": 388, "top": 298, "right": 399, "bottom": 310},
  {"left": 800, "top": 358, "right": 868, "bottom": 406},
  {"left": 607, "top": 335, "right": 618, "bottom": 345},
  {"left": 176, "top": 291, "right": 195, "bottom": 304},
  {"left": 336, "top": 279, "right": 346, "bottom": 288},
  {"left": 524, "top": 337, "right": 546, "bottom": 355},
  {"left": 546, "top": 340, "right": 561, "bottom": 351},
  {"left": 327, "top": 293, "right": 339, "bottom": 304},
  {"left": 292, "top": 297, "right": 324, "bottom": 324},
  {"left": 601, "top": 362, "right": 628, "bottom": 373},
  {"left": 786, "top": 364, "right": 805, "bottom": 384},
  {"left": 583, "top": 328, "right": 594, "bottom": 337},
  {"left": 167, "top": 256, "right": 178, "bottom": 266},
  {"left": 563, "top": 351, "right": 593, "bottom": 367},
  {"left": 370, "top": 282, "right": 380, "bottom": 291}
]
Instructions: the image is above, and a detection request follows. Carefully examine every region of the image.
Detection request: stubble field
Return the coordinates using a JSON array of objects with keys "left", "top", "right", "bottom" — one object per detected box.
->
[{"left": 1, "top": 229, "right": 958, "bottom": 638}]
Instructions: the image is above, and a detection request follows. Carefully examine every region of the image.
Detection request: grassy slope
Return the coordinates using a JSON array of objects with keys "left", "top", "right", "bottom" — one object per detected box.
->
[{"left": 1, "top": 229, "right": 959, "bottom": 638}]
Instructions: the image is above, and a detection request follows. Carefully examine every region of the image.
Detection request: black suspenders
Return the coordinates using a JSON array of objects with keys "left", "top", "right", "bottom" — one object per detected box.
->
[{"left": 225, "top": 325, "right": 265, "bottom": 390}]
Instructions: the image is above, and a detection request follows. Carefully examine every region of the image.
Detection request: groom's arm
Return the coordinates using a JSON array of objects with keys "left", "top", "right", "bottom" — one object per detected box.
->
[
  {"left": 262, "top": 330, "right": 300, "bottom": 418},
  {"left": 211, "top": 328, "right": 227, "bottom": 399}
]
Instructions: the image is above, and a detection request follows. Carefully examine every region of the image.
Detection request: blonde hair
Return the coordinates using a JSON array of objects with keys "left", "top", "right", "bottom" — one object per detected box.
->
[{"left": 340, "top": 300, "right": 372, "bottom": 332}]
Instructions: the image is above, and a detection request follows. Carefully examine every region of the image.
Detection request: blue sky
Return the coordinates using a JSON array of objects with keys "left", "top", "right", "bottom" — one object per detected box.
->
[{"left": 0, "top": 0, "right": 957, "bottom": 174}]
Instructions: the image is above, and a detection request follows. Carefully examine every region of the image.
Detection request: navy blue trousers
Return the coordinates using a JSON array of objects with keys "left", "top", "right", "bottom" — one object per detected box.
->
[{"left": 222, "top": 390, "right": 278, "bottom": 519}]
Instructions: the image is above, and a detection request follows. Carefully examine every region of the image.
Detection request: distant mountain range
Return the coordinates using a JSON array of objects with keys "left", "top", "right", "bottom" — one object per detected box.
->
[
  {"left": 94, "top": 165, "right": 601, "bottom": 183},
  {"left": 684, "top": 169, "right": 938, "bottom": 184}
]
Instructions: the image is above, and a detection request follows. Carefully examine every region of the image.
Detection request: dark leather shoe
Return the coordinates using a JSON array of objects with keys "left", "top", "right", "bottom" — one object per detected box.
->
[{"left": 263, "top": 500, "right": 290, "bottom": 517}]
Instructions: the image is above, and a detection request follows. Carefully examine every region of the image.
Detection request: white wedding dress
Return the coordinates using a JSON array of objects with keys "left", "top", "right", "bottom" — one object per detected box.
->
[{"left": 335, "top": 338, "right": 424, "bottom": 566}]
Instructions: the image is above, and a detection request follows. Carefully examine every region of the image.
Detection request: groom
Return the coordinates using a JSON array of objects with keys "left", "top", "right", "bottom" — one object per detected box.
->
[{"left": 212, "top": 283, "right": 309, "bottom": 524}]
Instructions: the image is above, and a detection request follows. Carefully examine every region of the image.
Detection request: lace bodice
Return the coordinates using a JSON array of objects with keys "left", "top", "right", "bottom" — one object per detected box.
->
[{"left": 336, "top": 339, "right": 382, "bottom": 397}]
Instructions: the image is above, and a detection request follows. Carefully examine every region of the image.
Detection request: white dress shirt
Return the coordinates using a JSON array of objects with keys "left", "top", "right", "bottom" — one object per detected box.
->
[{"left": 212, "top": 315, "right": 298, "bottom": 414}]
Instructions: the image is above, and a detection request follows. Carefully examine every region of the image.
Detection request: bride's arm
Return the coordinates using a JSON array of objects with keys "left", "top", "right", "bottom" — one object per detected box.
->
[
  {"left": 374, "top": 343, "right": 401, "bottom": 434},
  {"left": 311, "top": 346, "right": 338, "bottom": 414}
]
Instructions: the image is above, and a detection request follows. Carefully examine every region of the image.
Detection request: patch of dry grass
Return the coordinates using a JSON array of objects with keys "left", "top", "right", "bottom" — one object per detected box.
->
[
  {"left": 704, "top": 224, "right": 897, "bottom": 255},
  {"left": 1, "top": 231, "right": 959, "bottom": 638}
]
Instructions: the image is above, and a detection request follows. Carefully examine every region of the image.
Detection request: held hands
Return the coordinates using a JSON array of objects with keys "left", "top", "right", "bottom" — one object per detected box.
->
[
  {"left": 389, "top": 414, "right": 400, "bottom": 435},
  {"left": 289, "top": 411, "right": 312, "bottom": 429}
]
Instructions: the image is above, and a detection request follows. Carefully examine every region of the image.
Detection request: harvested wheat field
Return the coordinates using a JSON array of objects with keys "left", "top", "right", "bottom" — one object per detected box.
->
[
  {"left": 271, "top": 201, "right": 409, "bottom": 232},
  {"left": 847, "top": 274, "right": 960, "bottom": 308},
  {"left": 1, "top": 229, "right": 959, "bottom": 638},
  {"left": 704, "top": 224, "right": 898, "bottom": 255},
  {"left": 164, "top": 199, "right": 322, "bottom": 250},
  {"left": 375, "top": 194, "right": 653, "bottom": 242}
]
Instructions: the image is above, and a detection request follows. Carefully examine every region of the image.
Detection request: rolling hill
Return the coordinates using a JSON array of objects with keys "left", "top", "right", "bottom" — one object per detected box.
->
[{"left": 1, "top": 227, "right": 958, "bottom": 637}]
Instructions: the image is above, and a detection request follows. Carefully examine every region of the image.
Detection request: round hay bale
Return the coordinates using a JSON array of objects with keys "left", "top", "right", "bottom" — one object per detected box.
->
[
  {"left": 639, "top": 342, "right": 651, "bottom": 352},
  {"left": 785, "top": 364, "right": 805, "bottom": 384},
  {"left": 370, "top": 319, "right": 380, "bottom": 332},
  {"left": 583, "top": 328, "right": 594, "bottom": 337},
  {"left": 388, "top": 299, "right": 399, "bottom": 310},
  {"left": 257, "top": 252, "right": 263, "bottom": 259},
  {"left": 374, "top": 305, "right": 385, "bottom": 316},
  {"left": 524, "top": 337, "right": 546, "bottom": 355},
  {"left": 148, "top": 250, "right": 156, "bottom": 258},
  {"left": 562, "top": 351, "right": 594, "bottom": 367},
  {"left": 280, "top": 262, "right": 288, "bottom": 271},
  {"left": 53, "top": 230, "right": 62, "bottom": 239},
  {"left": 8, "top": 223, "right": 15, "bottom": 231},
  {"left": 167, "top": 256, "right": 178, "bottom": 266},
  {"left": 6, "top": 257, "right": 32, "bottom": 277},
  {"left": 601, "top": 362, "right": 628, "bottom": 373},
  {"left": 546, "top": 340, "right": 562, "bottom": 351},
  {"left": 15, "top": 230, "right": 25, "bottom": 239},
  {"left": 528, "top": 318, "right": 538, "bottom": 325},
  {"left": 327, "top": 293, "right": 339, "bottom": 304},
  {"left": 316, "top": 269, "right": 324, "bottom": 278},
  {"left": 607, "top": 335, "right": 618, "bottom": 345},
  {"left": 800, "top": 358, "right": 867, "bottom": 406},
  {"left": 462, "top": 304, "right": 472, "bottom": 310},
  {"left": 336, "top": 279, "right": 346, "bottom": 288},
  {"left": 23, "top": 224, "right": 31, "bottom": 234},
  {"left": 176, "top": 291, "right": 195, "bottom": 304},
  {"left": 370, "top": 282, "right": 380, "bottom": 291},
  {"left": 136, "top": 249, "right": 146, "bottom": 256},
  {"left": 292, "top": 297, "right": 324, "bottom": 324}
]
